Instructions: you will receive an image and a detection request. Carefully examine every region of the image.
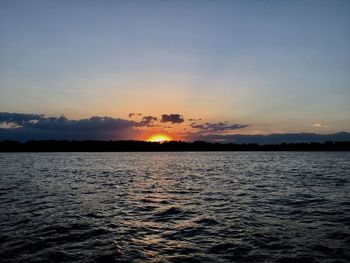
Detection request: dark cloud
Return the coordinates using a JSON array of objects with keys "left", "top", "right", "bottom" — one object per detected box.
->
[
  {"left": 188, "top": 132, "right": 350, "bottom": 144},
  {"left": 128, "top": 113, "right": 142, "bottom": 118},
  {"left": 161, "top": 114, "right": 184, "bottom": 124},
  {"left": 1, "top": 112, "right": 349, "bottom": 143},
  {"left": 139, "top": 116, "right": 158, "bottom": 127},
  {"left": 0, "top": 112, "right": 140, "bottom": 141},
  {"left": 188, "top": 118, "right": 202, "bottom": 122},
  {"left": 30, "top": 116, "right": 134, "bottom": 131},
  {"left": 191, "top": 122, "right": 249, "bottom": 132},
  {"left": 0, "top": 112, "right": 45, "bottom": 125}
]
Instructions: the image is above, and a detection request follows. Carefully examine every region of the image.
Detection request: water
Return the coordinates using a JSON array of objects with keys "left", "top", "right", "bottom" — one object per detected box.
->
[{"left": 0, "top": 152, "right": 349, "bottom": 263}]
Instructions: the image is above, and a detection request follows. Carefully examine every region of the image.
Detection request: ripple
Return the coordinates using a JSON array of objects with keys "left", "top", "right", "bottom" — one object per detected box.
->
[
  {"left": 154, "top": 206, "right": 186, "bottom": 217},
  {"left": 0, "top": 152, "right": 349, "bottom": 262},
  {"left": 193, "top": 217, "right": 219, "bottom": 225}
]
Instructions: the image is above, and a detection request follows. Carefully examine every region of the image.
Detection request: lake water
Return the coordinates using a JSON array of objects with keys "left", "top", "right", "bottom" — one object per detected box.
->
[{"left": 0, "top": 152, "right": 349, "bottom": 263}]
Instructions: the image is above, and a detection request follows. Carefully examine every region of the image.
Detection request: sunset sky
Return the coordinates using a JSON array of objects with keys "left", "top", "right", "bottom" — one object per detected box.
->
[{"left": 0, "top": 1, "right": 349, "bottom": 141}]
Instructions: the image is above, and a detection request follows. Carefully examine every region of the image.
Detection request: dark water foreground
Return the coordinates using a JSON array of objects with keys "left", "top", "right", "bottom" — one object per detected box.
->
[{"left": 0, "top": 152, "right": 349, "bottom": 263}]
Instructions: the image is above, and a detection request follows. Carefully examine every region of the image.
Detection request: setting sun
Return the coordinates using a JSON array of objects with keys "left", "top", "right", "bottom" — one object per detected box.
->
[{"left": 147, "top": 134, "right": 172, "bottom": 143}]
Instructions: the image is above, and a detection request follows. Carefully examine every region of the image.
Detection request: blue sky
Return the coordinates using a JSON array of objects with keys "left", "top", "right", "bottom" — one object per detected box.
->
[{"left": 0, "top": 0, "right": 349, "bottom": 140}]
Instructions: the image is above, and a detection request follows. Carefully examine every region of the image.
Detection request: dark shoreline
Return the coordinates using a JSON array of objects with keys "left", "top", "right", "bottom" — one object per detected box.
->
[{"left": 1, "top": 140, "right": 350, "bottom": 152}]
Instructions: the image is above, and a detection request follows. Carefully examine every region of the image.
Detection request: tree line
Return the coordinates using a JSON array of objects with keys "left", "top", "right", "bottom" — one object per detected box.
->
[{"left": 0, "top": 140, "right": 349, "bottom": 152}]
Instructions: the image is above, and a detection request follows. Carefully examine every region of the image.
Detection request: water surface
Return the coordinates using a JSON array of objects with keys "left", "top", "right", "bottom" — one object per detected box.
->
[{"left": 0, "top": 152, "right": 349, "bottom": 262}]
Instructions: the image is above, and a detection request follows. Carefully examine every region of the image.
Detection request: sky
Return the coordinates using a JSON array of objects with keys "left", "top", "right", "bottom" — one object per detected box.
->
[{"left": 0, "top": 0, "right": 349, "bottom": 141}]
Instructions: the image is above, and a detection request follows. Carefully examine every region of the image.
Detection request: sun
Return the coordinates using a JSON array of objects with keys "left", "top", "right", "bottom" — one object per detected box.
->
[{"left": 147, "top": 134, "right": 172, "bottom": 143}]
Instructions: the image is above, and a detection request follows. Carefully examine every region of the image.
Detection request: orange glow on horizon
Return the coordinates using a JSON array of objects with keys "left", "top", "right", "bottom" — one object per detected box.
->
[{"left": 147, "top": 134, "right": 172, "bottom": 143}]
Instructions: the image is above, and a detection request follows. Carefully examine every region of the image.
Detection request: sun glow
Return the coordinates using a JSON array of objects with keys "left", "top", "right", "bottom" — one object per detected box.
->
[{"left": 147, "top": 134, "right": 172, "bottom": 143}]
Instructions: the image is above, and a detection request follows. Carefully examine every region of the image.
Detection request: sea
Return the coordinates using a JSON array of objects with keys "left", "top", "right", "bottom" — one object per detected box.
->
[{"left": 0, "top": 152, "right": 349, "bottom": 263}]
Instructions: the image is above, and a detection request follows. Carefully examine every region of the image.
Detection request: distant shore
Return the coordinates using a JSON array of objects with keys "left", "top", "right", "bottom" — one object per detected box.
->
[{"left": 1, "top": 140, "right": 350, "bottom": 152}]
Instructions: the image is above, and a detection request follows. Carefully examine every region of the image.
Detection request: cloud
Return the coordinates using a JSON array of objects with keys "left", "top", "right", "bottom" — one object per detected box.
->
[
  {"left": 1, "top": 112, "right": 349, "bottom": 143},
  {"left": 0, "top": 112, "right": 140, "bottom": 141},
  {"left": 186, "top": 121, "right": 250, "bottom": 142},
  {"left": 312, "top": 123, "right": 329, "bottom": 128},
  {"left": 139, "top": 116, "right": 158, "bottom": 127},
  {"left": 188, "top": 132, "right": 350, "bottom": 144},
  {"left": 191, "top": 121, "right": 249, "bottom": 132},
  {"left": 161, "top": 114, "right": 184, "bottom": 124},
  {"left": 128, "top": 113, "right": 142, "bottom": 118},
  {"left": 0, "top": 112, "right": 45, "bottom": 125}
]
